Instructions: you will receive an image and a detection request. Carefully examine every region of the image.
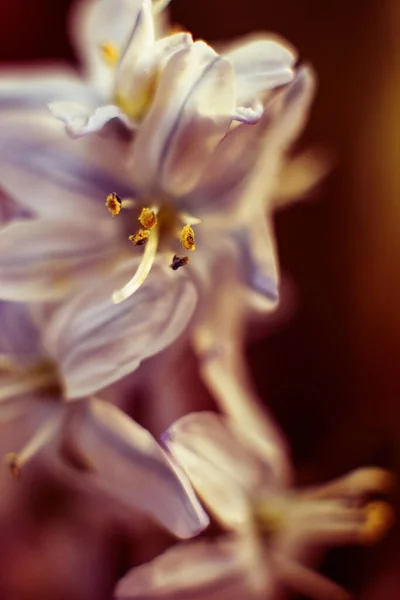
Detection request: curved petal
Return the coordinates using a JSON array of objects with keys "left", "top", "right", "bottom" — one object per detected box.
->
[
  {"left": 69, "top": 0, "right": 145, "bottom": 96},
  {"left": 67, "top": 397, "right": 208, "bottom": 538},
  {"left": 188, "top": 66, "right": 316, "bottom": 216},
  {"left": 49, "top": 101, "right": 133, "bottom": 137},
  {"left": 116, "top": 536, "right": 267, "bottom": 600},
  {"left": 0, "top": 65, "right": 97, "bottom": 109},
  {"left": 116, "top": 31, "right": 192, "bottom": 121},
  {"left": 0, "top": 111, "right": 134, "bottom": 218},
  {"left": 225, "top": 36, "right": 296, "bottom": 109},
  {"left": 164, "top": 412, "right": 269, "bottom": 530},
  {"left": 131, "top": 41, "right": 235, "bottom": 196},
  {"left": 43, "top": 261, "right": 198, "bottom": 398},
  {"left": 0, "top": 218, "right": 117, "bottom": 301},
  {"left": 0, "top": 301, "right": 41, "bottom": 365}
]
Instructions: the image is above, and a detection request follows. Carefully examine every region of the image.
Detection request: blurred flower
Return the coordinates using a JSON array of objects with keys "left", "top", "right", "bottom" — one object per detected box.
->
[
  {"left": 0, "top": 301, "right": 208, "bottom": 539},
  {"left": 114, "top": 411, "right": 394, "bottom": 600},
  {"left": 48, "top": 0, "right": 295, "bottom": 136}
]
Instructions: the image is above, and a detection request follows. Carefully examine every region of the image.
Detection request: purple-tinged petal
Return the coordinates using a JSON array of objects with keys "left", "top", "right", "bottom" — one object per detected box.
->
[
  {"left": 131, "top": 41, "right": 235, "bottom": 196},
  {"left": 49, "top": 101, "right": 133, "bottom": 137},
  {"left": 165, "top": 412, "right": 267, "bottom": 530},
  {"left": 0, "top": 301, "right": 40, "bottom": 366},
  {"left": 43, "top": 261, "right": 198, "bottom": 398},
  {"left": 0, "top": 218, "right": 117, "bottom": 301},
  {"left": 225, "top": 37, "right": 296, "bottom": 110},
  {"left": 0, "top": 111, "right": 134, "bottom": 218},
  {"left": 0, "top": 65, "right": 98, "bottom": 108},
  {"left": 68, "top": 397, "right": 208, "bottom": 538},
  {"left": 116, "top": 536, "right": 268, "bottom": 600}
]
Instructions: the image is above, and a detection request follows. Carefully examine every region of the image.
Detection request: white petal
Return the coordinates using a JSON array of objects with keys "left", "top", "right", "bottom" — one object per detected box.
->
[
  {"left": 116, "top": 536, "right": 267, "bottom": 600},
  {"left": 0, "top": 111, "right": 134, "bottom": 218},
  {"left": 0, "top": 65, "right": 97, "bottom": 108},
  {"left": 49, "top": 101, "right": 133, "bottom": 137},
  {"left": 69, "top": 0, "right": 145, "bottom": 96},
  {"left": 225, "top": 36, "right": 296, "bottom": 108},
  {"left": 131, "top": 41, "right": 235, "bottom": 196},
  {"left": 43, "top": 261, "right": 198, "bottom": 398},
  {"left": 165, "top": 412, "right": 266, "bottom": 530},
  {"left": 0, "top": 218, "right": 116, "bottom": 301},
  {"left": 69, "top": 397, "right": 209, "bottom": 538}
]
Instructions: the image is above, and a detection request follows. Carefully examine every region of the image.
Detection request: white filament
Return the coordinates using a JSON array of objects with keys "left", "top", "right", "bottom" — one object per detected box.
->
[{"left": 112, "top": 226, "right": 159, "bottom": 304}]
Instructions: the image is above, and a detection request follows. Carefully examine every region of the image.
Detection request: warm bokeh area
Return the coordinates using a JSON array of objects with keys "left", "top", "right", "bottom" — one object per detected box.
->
[{"left": 1, "top": 0, "right": 399, "bottom": 598}]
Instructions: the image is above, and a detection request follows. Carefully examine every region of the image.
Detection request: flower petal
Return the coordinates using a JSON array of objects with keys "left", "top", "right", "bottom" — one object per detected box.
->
[
  {"left": 69, "top": 397, "right": 208, "bottom": 538},
  {"left": 48, "top": 101, "right": 133, "bottom": 137},
  {"left": 164, "top": 412, "right": 267, "bottom": 530},
  {"left": 225, "top": 36, "right": 296, "bottom": 111},
  {"left": 0, "top": 218, "right": 116, "bottom": 301},
  {"left": 0, "top": 111, "right": 134, "bottom": 218},
  {"left": 116, "top": 536, "right": 267, "bottom": 600},
  {"left": 131, "top": 41, "right": 235, "bottom": 196},
  {"left": 70, "top": 0, "right": 145, "bottom": 96},
  {"left": 0, "top": 301, "right": 40, "bottom": 365},
  {"left": 43, "top": 261, "right": 198, "bottom": 398},
  {"left": 0, "top": 66, "right": 97, "bottom": 108}
]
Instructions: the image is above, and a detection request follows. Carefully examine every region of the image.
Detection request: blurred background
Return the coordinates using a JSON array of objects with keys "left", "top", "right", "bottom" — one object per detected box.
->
[{"left": 1, "top": 0, "right": 399, "bottom": 597}]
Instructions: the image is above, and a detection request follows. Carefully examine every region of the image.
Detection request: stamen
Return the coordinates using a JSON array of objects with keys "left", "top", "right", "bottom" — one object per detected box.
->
[
  {"left": 170, "top": 255, "right": 189, "bottom": 271},
  {"left": 106, "top": 192, "right": 122, "bottom": 216},
  {"left": 5, "top": 415, "right": 61, "bottom": 479},
  {"left": 180, "top": 224, "right": 196, "bottom": 251},
  {"left": 129, "top": 229, "right": 151, "bottom": 246},
  {"left": 139, "top": 208, "right": 158, "bottom": 230},
  {"left": 360, "top": 501, "right": 395, "bottom": 544},
  {"left": 100, "top": 42, "right": 120, "bottom": 66},
  {"left": 113, "top": 226, "right": 160, "bottom": 304}
]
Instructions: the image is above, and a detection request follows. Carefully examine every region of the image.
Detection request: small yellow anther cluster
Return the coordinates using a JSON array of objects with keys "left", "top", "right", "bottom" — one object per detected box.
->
[
  {"left": 360, "top": 501, "right": 395, "bottom": 544},
  {"left": 106, "top": 193, "right": 122, "bottom": 217},
  {"left": 129, "top": 229, "right": 151, "bottom": 246},
  {"left": 180, "top": 224, "right": 196, "bottom": 251},
  {"left": 139, "top": 208, "right": 158, "bottom": 230},
  {"left": 100, "top": 42, "right": 120, "bottom": 66}
]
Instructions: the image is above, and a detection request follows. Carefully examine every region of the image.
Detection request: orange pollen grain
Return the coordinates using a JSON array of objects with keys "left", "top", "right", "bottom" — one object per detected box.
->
[{"left": 139, "top": 208, "right": 158, "bottom": 230}]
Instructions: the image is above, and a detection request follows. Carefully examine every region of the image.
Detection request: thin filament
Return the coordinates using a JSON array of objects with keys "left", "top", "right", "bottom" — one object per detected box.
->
[{"left": 112, "top": 226, "right": 159, "bottom": 304}]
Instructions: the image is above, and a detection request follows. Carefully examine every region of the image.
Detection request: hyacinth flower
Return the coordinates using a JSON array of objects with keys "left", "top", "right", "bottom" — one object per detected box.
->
[
  {"left": 0, "top": 300, "right": 209, "bottom": 540},
  {"left": 0, "top": 59, "right": 314, "bottom": 406},
  {"left": 115, "top": 411, "right": 395, "bottom": 600}
]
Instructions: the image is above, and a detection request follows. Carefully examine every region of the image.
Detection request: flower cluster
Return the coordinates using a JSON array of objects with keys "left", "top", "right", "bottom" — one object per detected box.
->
[{"left": 0, "top": 0, "right": 394, "bottom": 598}]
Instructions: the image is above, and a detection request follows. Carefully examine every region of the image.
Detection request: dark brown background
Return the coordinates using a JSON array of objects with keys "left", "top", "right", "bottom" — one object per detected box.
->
[{"left": 1, "top": 0, "right": 399, "bottom": 597}]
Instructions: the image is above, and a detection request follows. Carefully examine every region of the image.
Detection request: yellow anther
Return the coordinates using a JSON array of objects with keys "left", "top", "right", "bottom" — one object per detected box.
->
[
  {"left": 100, "top": 42, "right": 120, "bottom": 66},
  {"left": 360, "top": 501, "right": 395, "bottom": 544},
  {"left": 180, "top": 224, "right": 196, "bottom": 251},
  {"left": 139, "top": 208, "right": 158, "bottom": 230},
  {"left": 129, "top": 229, "right": 151, "bottom": 246},
  {"left": 106, "top": 193, "right": 122, "bottom": 217}
]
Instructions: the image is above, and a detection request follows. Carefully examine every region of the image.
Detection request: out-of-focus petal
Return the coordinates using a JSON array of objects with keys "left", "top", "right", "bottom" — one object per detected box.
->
[
  {"left": 0, "top": 66, "right": 97, "bottom": 108},
  {"left": 49, "top": 101, "right": 133, "bottom": 137},
  {"left": 69, "top": 397, "right": 208, "bottom": 538},
  {"left": 115, "top": 536, "right": 268, "bottom": 600},
  {"left": 0, "top": 218, "right": 116, "bottom": 301},
  {"left": 131, "top": 42, "right": 235, "bottom": 196},
  {"left": 116, "top": 31, "right": 192, "bottom": 121},
  {"left": 69, "top": 0, "right": 144, "bottom": 96},
  {"left": 43, "top": 261, "right": 198, "bottom": 398},
  {"left": 192, "top": 247, "right": 291, "bottom": 482},
  {"left": 0, "top": 111, "right": 134, "bottom": 218},
  {"left": 164, "top": 412, "right": 269, "bottom": 530},
  {"left": 226, "top": 37, "right": 296, "bottom": 110},
  {"left": 0, "top": 302, "right": 40, "bottom": 366}
]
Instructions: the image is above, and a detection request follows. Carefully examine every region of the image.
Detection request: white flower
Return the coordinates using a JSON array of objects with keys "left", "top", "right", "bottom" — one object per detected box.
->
[
  {"left": 0, "top": 301, "right": 209, "bottom": 540},
  {"left": 114, "top": 411, "right": 394, "bottom": 600}
]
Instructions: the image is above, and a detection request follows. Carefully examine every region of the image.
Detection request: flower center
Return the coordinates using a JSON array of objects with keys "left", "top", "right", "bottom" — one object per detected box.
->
[{"left": 104, "top": 194, "right": 201, "bottom": 303}]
